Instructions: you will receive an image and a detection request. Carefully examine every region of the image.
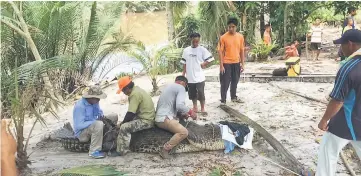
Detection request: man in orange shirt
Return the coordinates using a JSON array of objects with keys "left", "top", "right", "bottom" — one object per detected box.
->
[
  {"left": 217, "top": 17, "right": 245, "bottom": 104},
  {"left": 263, "top": 24, "right": 272, "bottom": 46}
]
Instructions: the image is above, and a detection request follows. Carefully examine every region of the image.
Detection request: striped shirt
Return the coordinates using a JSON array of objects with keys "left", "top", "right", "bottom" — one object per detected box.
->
[
  {"left": 309, "top": 25, "right": 323, "bottom": 43},
  {"left": 328, "top": 51, "right": 361, "bottom": 141}
]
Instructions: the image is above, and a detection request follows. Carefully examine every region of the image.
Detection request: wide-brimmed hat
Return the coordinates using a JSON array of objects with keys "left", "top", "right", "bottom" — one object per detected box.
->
[{"left": 82, "top": 85, "right": 107, "bottom": 99}]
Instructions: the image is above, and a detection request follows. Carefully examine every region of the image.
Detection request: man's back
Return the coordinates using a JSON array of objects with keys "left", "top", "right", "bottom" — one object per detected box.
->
[
  {"left": 128, "top": 86, "right": 155, "bottom": 122},
  {"left": 155, "top": 83, "right": 189, "bottom": 122},
  {"left": 328, "top": 56, "right": 361, "bottom": 140}
]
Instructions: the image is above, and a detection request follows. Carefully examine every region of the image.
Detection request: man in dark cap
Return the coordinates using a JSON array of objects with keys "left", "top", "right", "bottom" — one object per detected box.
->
[
  {"left": 155, "top": 76, "right": 197, "bottom": 159},
  {"left": 316, "top": 29, "right": 361, "bottom": 176}
]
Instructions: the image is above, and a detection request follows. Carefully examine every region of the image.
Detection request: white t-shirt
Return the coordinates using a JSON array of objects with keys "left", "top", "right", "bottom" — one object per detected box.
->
[
  {"left": 180, "top": 45, "right": 214, "bottom": 83},
  {"left": 309, "top": 25, "right": 323, "bottom": 43}
]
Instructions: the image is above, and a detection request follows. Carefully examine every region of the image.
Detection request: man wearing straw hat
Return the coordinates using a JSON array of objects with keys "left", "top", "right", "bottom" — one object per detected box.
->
[{"left": 73, "top": 85, "right": 118, "bottom": 159}]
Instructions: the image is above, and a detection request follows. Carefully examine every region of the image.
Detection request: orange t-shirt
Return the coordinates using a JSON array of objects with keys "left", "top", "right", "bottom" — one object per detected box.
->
[
  {"left": 217, "top": 32, "right": 244, "bottom": 64},
  {"left": 263, "top": 31, "right": 271, "bottom": 45}
]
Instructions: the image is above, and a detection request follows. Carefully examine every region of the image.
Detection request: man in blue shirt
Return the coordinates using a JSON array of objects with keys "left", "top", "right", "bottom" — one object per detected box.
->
[
  {"left": 316, "top": 29, "right": 361, "bottom": 176},
  {"left": 73, "top": 85, "right": 118, "bottom": 159}
]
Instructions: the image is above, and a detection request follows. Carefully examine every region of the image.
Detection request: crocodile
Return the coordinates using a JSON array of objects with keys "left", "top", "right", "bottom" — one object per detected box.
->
[{"left": 52, "top": 119, "right": 236, "bottom": 154}]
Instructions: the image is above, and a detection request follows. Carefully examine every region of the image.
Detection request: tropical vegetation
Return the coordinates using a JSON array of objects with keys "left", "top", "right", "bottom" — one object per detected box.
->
[{"left": 1, "top": 1, "right": 361, "bottom": 173}]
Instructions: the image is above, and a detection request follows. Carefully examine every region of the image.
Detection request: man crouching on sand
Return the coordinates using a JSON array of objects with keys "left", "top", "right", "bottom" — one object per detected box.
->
[
  {"left": 115, "top": 76, "right": 155, "bottom": 156},
  {"left": 155, "top": 76, "right": 197, "bottom": 159},
  {"left": 73, "top": 85, "right": 118, "bottom": 159}
]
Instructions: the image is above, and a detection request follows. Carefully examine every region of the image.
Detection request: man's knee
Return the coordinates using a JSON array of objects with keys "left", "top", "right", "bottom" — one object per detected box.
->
[
  {"left": 106, "top": 113, "right": 118, "bottom": 124},
  {"left": 91, "top": 121, "right": 104, "bottom": 132},
  {"left": 179, "top": 128, "right": 188, "bottom": 139}
]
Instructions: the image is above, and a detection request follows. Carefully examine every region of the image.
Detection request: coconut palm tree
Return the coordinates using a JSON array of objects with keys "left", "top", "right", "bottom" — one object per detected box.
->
[
  {"left": 198, "top": 1, "right": 236, "bottom": 47},
  {"left": 128, "top": 42, "right": 182, "bottom": 95},
  {"left": 1, "top": 1, "right": 136, "bottom": 172},
  {"left": 1, "top": 1, "right": 136, "bottom": 97}
]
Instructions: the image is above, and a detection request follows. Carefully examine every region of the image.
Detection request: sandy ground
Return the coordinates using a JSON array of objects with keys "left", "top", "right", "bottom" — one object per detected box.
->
[
  {"left": 22, "top": 26, "right": 361, "bottom": 175},
  {"left": 29, "top": 79, "right": 360, "bottom": 176}
]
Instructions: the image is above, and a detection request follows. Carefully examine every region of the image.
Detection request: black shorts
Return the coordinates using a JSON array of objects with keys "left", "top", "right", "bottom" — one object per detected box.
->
[
  {"left": 310, "top": 42, "right": 322, "bottom": 50},
  {"left": 188, "top": 81, "right": 205, "bottom": 101}
]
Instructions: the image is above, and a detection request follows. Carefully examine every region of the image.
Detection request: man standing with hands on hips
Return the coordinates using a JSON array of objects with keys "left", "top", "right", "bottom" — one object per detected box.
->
[
  {"left": 316, "top": 29, "right": 361, "bottom": 176},
  {"left": 217, "top": 17, "right": 245, "bottom": 105}
]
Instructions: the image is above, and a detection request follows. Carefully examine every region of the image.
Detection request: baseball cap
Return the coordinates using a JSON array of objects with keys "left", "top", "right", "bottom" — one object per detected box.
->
[
  {"left": 333, "top": 29, "right": 361, "bottom": 44},
  {"left": 116, "top": 76, "right": 132, "bottom": 94}
]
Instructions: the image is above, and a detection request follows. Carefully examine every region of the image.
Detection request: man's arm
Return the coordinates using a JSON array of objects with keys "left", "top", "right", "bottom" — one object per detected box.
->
[
  {"left": 201, "top": 47, "right": 214, "bottom": 68},
  {"left": 239, "top": 36, "right": 245, "bottom": 69},
  {"left": 320, "top": 99, "right": 344, "bottom": 122},
  {"left": 319, "top": 66, "right": 351, "bottom": 130},
  {"left": 175, "top": 88, "right": 190, "bottom": 114},
  {"left": 122, "top": 94, "right": 140, "bottom": 123},
  {"left": 217, "top": 38, "right": 225, "bottom": 71},
  {"left": 182, "top": 64, "right": 186, "bottom": 76},
  {"left": 73, "top": 107, "right": 94, "bottom": 131},
  {"left": 181, "top": 50, "right": 187, "bottom": 76},
  {"left": 1, "top": 120, "right": 17, "bottom": 176}
]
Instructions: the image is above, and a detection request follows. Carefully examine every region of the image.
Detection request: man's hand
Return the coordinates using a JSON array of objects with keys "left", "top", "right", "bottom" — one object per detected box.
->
[
  {"left": 240, "top": 63, "right": 244, "bottom": 73},
  {"left": 188, "top": 109, "right": 197, "bottom": 120},
  {"left": 318, "top": 119, "right": 328, "bottom": 131},
  {"left": 201, "top": 62, "right": 207, "bottom": 69},
  {"left": 220, "top": 65, "right": 225, "bottom": 74}
]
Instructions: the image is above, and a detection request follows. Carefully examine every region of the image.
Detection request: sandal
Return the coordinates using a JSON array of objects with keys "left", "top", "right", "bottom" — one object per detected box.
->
[
  {"left": 201, "top": 111, "right": 208, "bottom": 117},
  {"left": 231, "top": 97, "right": 244, "bottom": 103}
]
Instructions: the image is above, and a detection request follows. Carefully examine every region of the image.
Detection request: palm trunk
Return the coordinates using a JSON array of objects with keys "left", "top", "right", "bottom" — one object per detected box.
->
[
  {"left": 5, "top": 2, "right": 54, "bottom": 94},
  {"left": 283, "top": 2, "right": 289, "bottom": 47},
  {"left": 242, "top": 8, "right": 247, "bottom": 32},
  {"left": 166, "top": 2, "right": 175, "bottom": 42},
  {"left": 166, "top": 2, "right": 176, "bottom": 73},
  {"left": 260, "top": 4, "right": 265, "bottom": 39},
  {"left": 151, "top": 78, "right": 158, "bottom": 94}
]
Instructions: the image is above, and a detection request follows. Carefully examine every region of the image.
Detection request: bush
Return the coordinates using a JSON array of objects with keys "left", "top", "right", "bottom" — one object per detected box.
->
[{"left": 249, "top": 43, "right": 276, "bottom": 61}]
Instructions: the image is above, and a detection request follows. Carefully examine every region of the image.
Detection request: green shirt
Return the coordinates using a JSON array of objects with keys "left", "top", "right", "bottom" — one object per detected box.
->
[{"left": 128, "top": 86, "right": 155, "bottom": 122}]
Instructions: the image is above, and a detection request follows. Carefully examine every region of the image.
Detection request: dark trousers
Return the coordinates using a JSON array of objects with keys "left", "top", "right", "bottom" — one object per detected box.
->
[{"left": 220, "top": 63, "right": 241, "bottom": 101}]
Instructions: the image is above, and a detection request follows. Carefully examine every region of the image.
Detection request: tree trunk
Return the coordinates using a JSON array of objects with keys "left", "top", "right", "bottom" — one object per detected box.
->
[
  {"left": 242, "top": 8, "right": 247, "bottom": 32},
  {"left": 166, "top": 2, "right": 175, "bottom": 42},
  {"left": 283, "top": 2, "right": 289, "bottom": 47},
  {"left": 260, "top": 3, "right": 265, "bottom": 39},
  {"left": 6, "top": 2, "right": 55, "bottom": 95},
  {"left": 166, "top": 2, "right": 176, "bottom": 73},
  {"left": 220, "top": 105, "right": 305, "bottom": 174},
  {"left": 151, "top": 78, "right": 158, "bottom": 94}
]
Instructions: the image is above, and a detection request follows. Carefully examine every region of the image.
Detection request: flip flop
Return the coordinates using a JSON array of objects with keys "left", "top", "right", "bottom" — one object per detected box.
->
[{"left": 197, "top": 111, "right": 208, "bottom": 117}]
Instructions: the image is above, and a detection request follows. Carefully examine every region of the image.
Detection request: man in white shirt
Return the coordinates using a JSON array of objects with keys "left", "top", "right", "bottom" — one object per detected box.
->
[
  {"left": 181, "top": 33, "right": 214, "bottom": 116},
  {"left": 308, "top": 18, "right": 323, "bottom": 60}
]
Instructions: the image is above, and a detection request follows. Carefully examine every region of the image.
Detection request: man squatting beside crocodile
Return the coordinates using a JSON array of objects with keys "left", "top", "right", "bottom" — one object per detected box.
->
[{"left": 72, "top": 85, "right": 118, "bottom": 159}]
